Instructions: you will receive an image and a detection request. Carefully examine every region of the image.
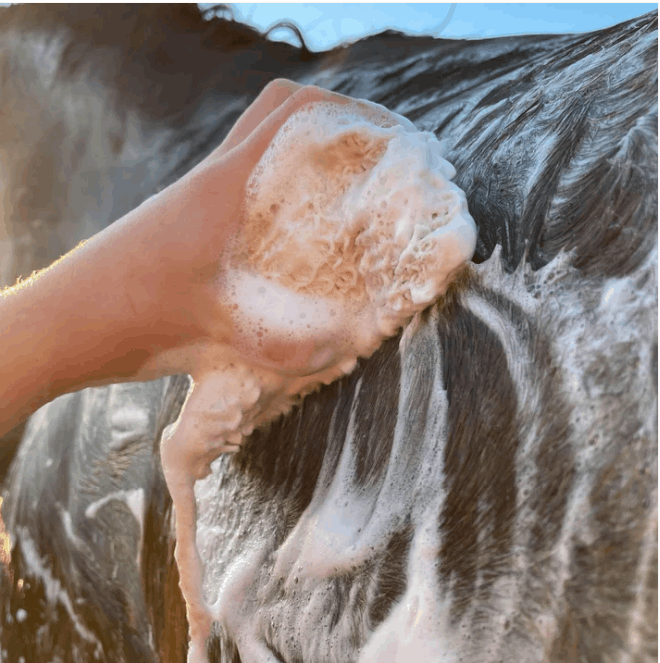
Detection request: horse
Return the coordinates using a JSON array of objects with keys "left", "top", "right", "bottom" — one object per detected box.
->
[{"left": 0, "top": 5, "right": 656, "bottom": 662}]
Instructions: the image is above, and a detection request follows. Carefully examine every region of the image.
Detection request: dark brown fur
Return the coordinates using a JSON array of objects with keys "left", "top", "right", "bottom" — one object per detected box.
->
[{"left": 0, "top": 5, "right": 656, "bottom": 662}]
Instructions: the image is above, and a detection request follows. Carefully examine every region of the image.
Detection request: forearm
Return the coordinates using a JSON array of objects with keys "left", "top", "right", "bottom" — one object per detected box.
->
[
  {"left": 0, "top": 82, "right": 353, "bottom": 437},
  {"left": 0, "top": 198, "right": 205, "bottom": 437},
  {"left": 0, "top": 246, "right": 131, "bottom": 434}
]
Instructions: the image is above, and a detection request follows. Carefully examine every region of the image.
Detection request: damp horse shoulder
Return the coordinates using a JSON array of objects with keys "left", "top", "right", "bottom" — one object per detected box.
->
[{"left": 159, "top": 98, "right": 478, "bottom": 663}]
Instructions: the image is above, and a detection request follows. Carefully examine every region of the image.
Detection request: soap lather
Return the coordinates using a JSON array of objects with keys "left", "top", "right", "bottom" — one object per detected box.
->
[{"left": 160, "top": 98, "right": 478, "bottom": 663}]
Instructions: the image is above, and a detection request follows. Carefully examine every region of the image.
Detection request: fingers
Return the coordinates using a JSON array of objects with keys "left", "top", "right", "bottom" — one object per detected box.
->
[
  {"left": 227, "top": 84, "right": 355, "bottom": 179},
  {"left": 186, "top": 82, "right": 357, "bottom": 197},
  {"left": 212, "top": 78, "right": 304, "bottom": 160}
]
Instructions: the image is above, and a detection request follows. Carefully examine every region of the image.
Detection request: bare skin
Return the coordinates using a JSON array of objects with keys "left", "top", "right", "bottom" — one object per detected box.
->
[{"left": 0, "top": 80, "right": 354, "bottom": 438}]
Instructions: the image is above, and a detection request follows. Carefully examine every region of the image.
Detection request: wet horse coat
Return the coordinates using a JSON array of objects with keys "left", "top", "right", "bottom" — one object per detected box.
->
[{"left": 0, "top": 6, "right": 657, "bottom": 663}]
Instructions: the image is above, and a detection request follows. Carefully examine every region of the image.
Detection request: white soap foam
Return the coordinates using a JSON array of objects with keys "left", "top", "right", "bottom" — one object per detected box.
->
[
  {"left": 84, "top": 488, "right": 145, "bottom": 528},
  {"left": 85, "top": 488, "right": 146, "bottom": 566},
  {"left": 237, "top": 101, "right": 474, "bottom": 336},
  {"left": 17, "top": 527, "right": 103, "bottom": 655},
  {"left": 159, "top": 98, "right": 477, "bottom": 663}
]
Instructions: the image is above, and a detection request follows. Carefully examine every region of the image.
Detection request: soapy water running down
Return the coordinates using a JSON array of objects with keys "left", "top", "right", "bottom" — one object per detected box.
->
[{"left": 159, "top": 99, "right": 478, "bottom": 662}]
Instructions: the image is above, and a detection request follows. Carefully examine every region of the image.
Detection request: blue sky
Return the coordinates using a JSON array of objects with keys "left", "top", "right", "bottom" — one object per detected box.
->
[{"left": 202, "top": 4, "right": 656, "bottom": 51}]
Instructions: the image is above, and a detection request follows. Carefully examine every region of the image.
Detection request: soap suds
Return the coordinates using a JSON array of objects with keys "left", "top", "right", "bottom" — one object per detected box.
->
[
  {"left": 17, "top": 527, "right": 103, "bottom": 655},
  {"left": 85, "top": 488, "right": 146, "bottom": 566},
  {"left": 159, "top": 98, "right": 477, "bottom": 662},
  {"left": 236, "top": 102, "right": 474, "bottom": 334}
]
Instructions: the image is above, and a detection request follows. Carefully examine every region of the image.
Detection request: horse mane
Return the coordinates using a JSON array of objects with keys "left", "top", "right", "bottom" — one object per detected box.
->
[
  {"left": 0, "top": 3, "right": 319, "bottom": 126},
  {"left": 0, "top": 7, "right": 656, "bottom": 663}
]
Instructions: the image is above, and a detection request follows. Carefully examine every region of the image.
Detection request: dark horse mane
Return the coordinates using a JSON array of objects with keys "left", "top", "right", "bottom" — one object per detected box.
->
[
  {"left": 0, "top": 5, "right": 656, "bottom": 663},
  {"left": 1, "top": 4, "right": 655, "bottom": 280},
  {"left": 0, "top": 4, "right": 316, "bottom": 119}
]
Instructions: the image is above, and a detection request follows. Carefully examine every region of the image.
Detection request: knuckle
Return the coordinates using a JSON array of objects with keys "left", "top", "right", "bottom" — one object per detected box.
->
[
  {"left": 270, "top": 77, "right": 294, "bottom": 87},
  {"left": 264, "top": 78, "right": 298, "bottom": 95},
  {"left": 292, "top": 84, "right": 323, "bottom": 103},
  {"left": 262, "top": 78, "right": 282, "bottom": 92}
]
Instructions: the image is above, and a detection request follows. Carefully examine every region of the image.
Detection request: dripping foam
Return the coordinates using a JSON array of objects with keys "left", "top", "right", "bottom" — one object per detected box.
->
[{"left": 159, "top": 99, "right": 477, "bottom": 662}]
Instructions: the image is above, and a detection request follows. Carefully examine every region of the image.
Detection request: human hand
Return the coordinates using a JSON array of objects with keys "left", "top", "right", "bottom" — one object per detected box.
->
[
  {"left": 0, "top": 76, "right": 472, "bottom": 438},
  {"left": 0, "top": 79, "right": 356, "bottom": 436},
  {"left": 142, "top": 79, "right": 476, "bottom": 663},
  {"left": 121, "top": 79, "right": 364, "bottom": 379}
]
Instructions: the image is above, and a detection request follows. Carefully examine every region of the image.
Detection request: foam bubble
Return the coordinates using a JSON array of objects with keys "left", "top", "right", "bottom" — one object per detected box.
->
[
  {"left": 237, "top": 102, "right": 473, "bottom": 329},
  {"left": 159, "top": 98, "right": 477, "bottom": 662}
]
